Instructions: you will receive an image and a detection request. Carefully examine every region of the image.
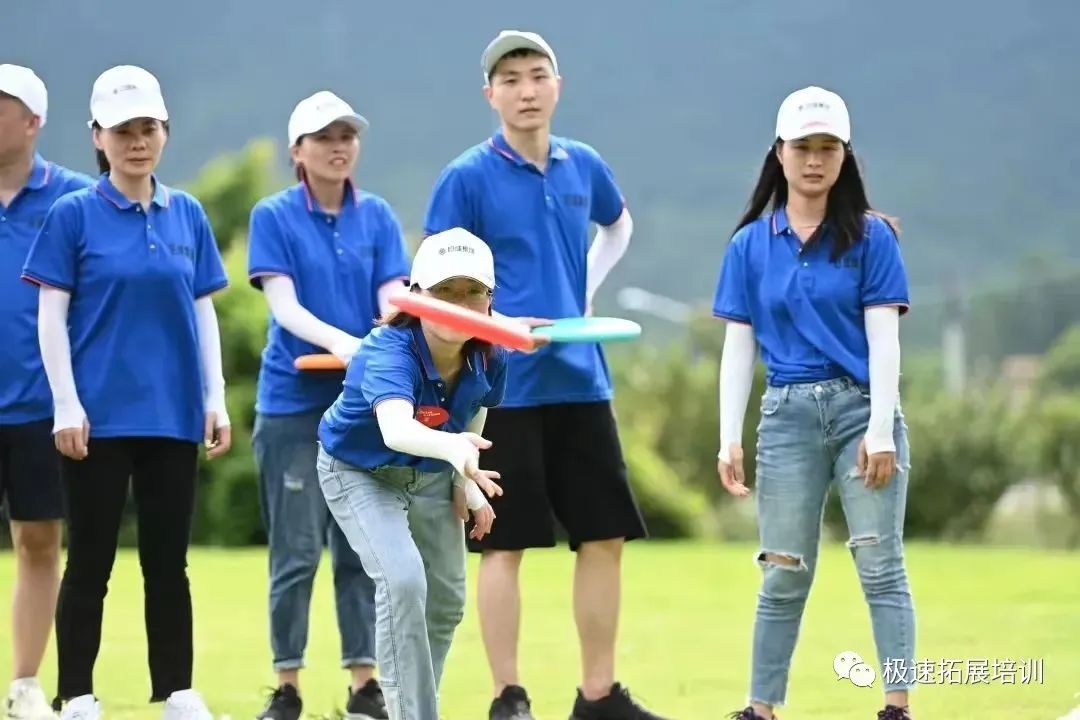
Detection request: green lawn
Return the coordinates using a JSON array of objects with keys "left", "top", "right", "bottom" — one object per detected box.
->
[{"left": 1, "top": 541, "right": 1077, "bottom": 719}]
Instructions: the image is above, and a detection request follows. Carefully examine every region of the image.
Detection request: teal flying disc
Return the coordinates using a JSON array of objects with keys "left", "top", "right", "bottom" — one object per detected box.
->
[{"left": 530, "top": 317, "right": 642, "bottom": 343}]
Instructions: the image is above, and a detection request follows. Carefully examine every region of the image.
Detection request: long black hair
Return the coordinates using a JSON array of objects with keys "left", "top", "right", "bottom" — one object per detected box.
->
[
  {"left": 732, "top": 140, "right": 898, "bottom": 261},
  {"left": 92, "top": 119, "right": 170, "bottom": 175}
]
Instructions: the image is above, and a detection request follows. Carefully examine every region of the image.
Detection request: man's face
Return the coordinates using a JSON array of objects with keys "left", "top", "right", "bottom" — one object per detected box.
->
[{"left": 485, "top": 52, "right": 561, "bottom": 132}]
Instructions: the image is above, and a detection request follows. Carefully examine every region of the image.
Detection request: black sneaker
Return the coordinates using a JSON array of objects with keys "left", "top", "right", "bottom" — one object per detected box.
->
[
  {"left": 489, "top": 685, "right": 535, "bottom": 720},
  {"left": 728, "top": 709, "right": 775, "bottom": 720},
  {"left": 877, "top": 706, "right": 911, "bottom": 720},
  {"left": 345, "top": 680, "right": 388, "bottom": 720},
  {"left": 568, "top": 683, "right": 669, "bottom": 720},
  {"left": 256, "top": 684, "right": 302, "bottom": 720}
]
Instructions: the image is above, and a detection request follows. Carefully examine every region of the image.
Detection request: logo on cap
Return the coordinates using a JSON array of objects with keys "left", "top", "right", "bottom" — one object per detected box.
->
[{"left": 439, "top": 245, "right": 476, "bottom": 256}]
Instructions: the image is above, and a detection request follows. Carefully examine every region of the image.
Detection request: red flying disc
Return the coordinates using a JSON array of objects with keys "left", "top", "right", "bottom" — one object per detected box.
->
[
  {"left": 416, "top": 406, "right": 450, "bottom": 428},
  {"left": 389, "top": 293, "right": 536, "bottom": 352},
  {"left": 294, "top": 354, "right": 345, "bottom": 371}
]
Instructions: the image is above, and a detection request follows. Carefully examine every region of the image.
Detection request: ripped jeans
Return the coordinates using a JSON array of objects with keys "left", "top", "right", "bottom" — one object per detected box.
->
[{"left": 750, "top": 377, "right": 915, "bottom": 707}]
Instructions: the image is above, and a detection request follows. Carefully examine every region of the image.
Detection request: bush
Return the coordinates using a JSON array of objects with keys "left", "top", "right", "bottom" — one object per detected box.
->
[
  {"left": 1026, "top": 393, "right": 1080, "bottom": 548},
  {"left": 620, "top": 424, "right": 714, "bottom": 538}
]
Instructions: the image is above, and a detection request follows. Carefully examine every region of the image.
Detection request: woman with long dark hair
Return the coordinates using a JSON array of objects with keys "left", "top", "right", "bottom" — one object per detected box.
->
[{"left": 713, "top": 86, "right": 916, "bottom": 720}]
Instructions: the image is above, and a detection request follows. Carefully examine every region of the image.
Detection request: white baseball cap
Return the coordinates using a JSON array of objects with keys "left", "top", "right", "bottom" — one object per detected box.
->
[
  {"left": 411, "top": 228, "right": 496, "bottom": 290},
  {"left": 481, "top": 30, "right": 559, "bottom": 81},
  {"left": 775, "top": 86, "right": 851, "bottom": 143},
  {"left": 288, "top": 91, "right": 368, "bottom": 147},
  {"left": 89, "top": 65, "right": 168, "bottom": 129},
  {"left": 0, "top": 64, "right": 47, "bottom": 127}
]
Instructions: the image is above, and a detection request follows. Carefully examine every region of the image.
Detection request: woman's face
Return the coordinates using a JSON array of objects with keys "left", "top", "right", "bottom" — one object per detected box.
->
[
  {"left": 776, "top": 133, "right": 845, "bottom": 199},
  {"left": 93, "top": 118, "right": 167, "bottom": 178},
  {"left": 421, "top": 277, "right": 493, "bottom": 344},
  {"left": 291, "top": 121, "right": 360, "bottom": 184}
]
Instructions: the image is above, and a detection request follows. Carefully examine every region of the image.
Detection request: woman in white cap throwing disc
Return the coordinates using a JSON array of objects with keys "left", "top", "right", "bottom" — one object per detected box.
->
[
  {"left": 713, "top": 86, "right": 917, "bottom": 720},
  {"left": 317, "top": 227, "right": 507, "bottom": 720}
]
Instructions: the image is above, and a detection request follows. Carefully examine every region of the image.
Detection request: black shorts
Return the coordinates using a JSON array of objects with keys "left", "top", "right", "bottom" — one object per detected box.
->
[
  {"left": 467, "top": 401, "right": 648, "bottom": 553},
  {"left": 0, "top": 418, "right": 64, "bottom": 522}
]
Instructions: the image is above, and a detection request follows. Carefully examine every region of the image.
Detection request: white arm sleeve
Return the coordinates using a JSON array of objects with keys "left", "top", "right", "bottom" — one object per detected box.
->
[
  {"left": 262, "top": 274, "right": 361, "bottom": 361},
  {"left": 717, "top": 321, "right": 757, "bottom": 464},
  {"left": 376, "top": 278, "right": 408, "bottom": 318},
  {"left": 585, "top": 208, "right": 633, "bottom": 306},
  {"left": 374, "top": 399, "right": 477, "bottom": 476},
  {"left": 453, "top": 408, "right": 489, "bottom": 509},
  {"left": 38, "top": 287, "right": 85, "bottom": 433},
  {"left": 864, "top": 306, "right": 901, "bottom": 454},
  {"left": 195, "top": 296, "right": 229, "bottom": 428}
]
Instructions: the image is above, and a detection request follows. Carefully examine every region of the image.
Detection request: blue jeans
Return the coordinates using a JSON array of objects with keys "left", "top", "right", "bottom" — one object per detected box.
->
[
  {"left": 316, "top": 447, "right": 467, "bottom": 720},
  {"left": 750, "top": 377, "right": 915, "bottom": 706},
  {"left": 253, "top": 412, "right": 377, "bottom": 671}
]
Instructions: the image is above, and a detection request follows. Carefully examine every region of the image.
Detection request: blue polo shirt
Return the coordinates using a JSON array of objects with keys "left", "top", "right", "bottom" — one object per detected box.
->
[
  {"left": 0, "top": 155, "right": 93, "bottom": 424},
  {"left": 712, "top": 208, "right": 910, "bottom": 387},
  {"left": 423, "top": 131, "right": 625, "bottom": 408},
  {"left": 22, "top": 175, "right": 229, "bottom": 443},
  {"left": 248, "top": 182, "right": 411, "bottom": 416},
  {"left": 319, "top": 323, "right": 508, "bottom": 472}
]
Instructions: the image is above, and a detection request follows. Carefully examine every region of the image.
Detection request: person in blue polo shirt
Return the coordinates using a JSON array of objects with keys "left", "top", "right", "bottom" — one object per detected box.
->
[
  {"left": 0, "top": 63, "right": 92, "bottom": 720},
  {"left": 246, "top": 90, "right": 410, "bottom": 720},
  {"left": 713, "top": 86, "right": 916, "bottom": 720},
  {"left": 22, "top": 65, "right": 230, "bottom": 720},
  {"left": 423, "top": 30, "right": 667, "bottom": 720},
  {"left": 317, "top": 227, "right": 505, "bottom": 720}
]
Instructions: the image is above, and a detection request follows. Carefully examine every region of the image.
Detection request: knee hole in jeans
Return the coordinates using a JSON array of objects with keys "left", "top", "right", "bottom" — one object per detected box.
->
[
  {"left": 756, "top": 551, "right": 807, "bottom": 571},
  {"left": 846, "top": 534, "right": 880, "bottom": 549}
]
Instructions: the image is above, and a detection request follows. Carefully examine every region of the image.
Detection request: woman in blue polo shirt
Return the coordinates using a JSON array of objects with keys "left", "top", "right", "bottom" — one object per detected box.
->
[
  {"left": 246, "top": 90, "right": 411, "bottom": 720},
  {"left": 317, "top": 227, "right": 506, "bottom": 720},
  {"left": 21, "top": 65, "right": 229, "bottom": 720},
  {"left": 713, "top": 87, "right": 916, "bottom": 720}
]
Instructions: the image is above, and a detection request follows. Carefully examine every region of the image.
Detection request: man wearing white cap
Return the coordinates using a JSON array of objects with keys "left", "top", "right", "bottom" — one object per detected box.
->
[
  {"left": 423, "top": 31, "right": 668, "bottom": 720},
  {"left": 0, "top": 63, "right": 92, "bottom": 720}
]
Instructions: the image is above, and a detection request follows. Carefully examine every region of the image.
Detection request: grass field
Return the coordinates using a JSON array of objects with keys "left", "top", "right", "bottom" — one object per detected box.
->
[{"left": 1, "top": 541, "right": 1077, "bottom": 719}]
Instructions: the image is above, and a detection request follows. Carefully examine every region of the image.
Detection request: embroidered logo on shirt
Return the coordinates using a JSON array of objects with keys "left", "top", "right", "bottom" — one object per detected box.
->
[{"left": 167, "top": 244, "right": 195, "bottom": 261}]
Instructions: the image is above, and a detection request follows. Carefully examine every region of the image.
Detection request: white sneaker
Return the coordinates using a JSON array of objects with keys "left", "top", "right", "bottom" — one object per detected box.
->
[
  {"left": 6, "top": 679, "right": 58, "bottom": 720},
  {"left": 162, "top": 690, "right": 212, "bottom": 720},
  {"left": 57, "top": 695, "right": 99, "bottom": 720}
]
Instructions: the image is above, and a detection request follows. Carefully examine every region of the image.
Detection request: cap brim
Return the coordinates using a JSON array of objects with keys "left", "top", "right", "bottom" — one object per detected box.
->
[
  {"left": 414, "top": 272, "right": 496, "bottom": 291},
  {"left": 92, "top": 104, "right": 169, "bottom": 129},
  {"left": 291, "top": 113, "right": 369, "bottom": 145},
  {"left": 483, "top": 36, "right": 552, "bottom": 78},
  {"left": 779, "top": 125, "right": 849, "bottom": 143}
]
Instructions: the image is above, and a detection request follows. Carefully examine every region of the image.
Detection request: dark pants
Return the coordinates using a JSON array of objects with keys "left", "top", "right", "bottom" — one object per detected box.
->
[{"left": 55, "top": 437, "right": 198, "bottom": 702}]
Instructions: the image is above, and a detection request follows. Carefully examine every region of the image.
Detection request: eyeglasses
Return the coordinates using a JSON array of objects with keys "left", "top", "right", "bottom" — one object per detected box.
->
[{"left": 428, "top": 285, "right": 493, "bottom": 304}]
